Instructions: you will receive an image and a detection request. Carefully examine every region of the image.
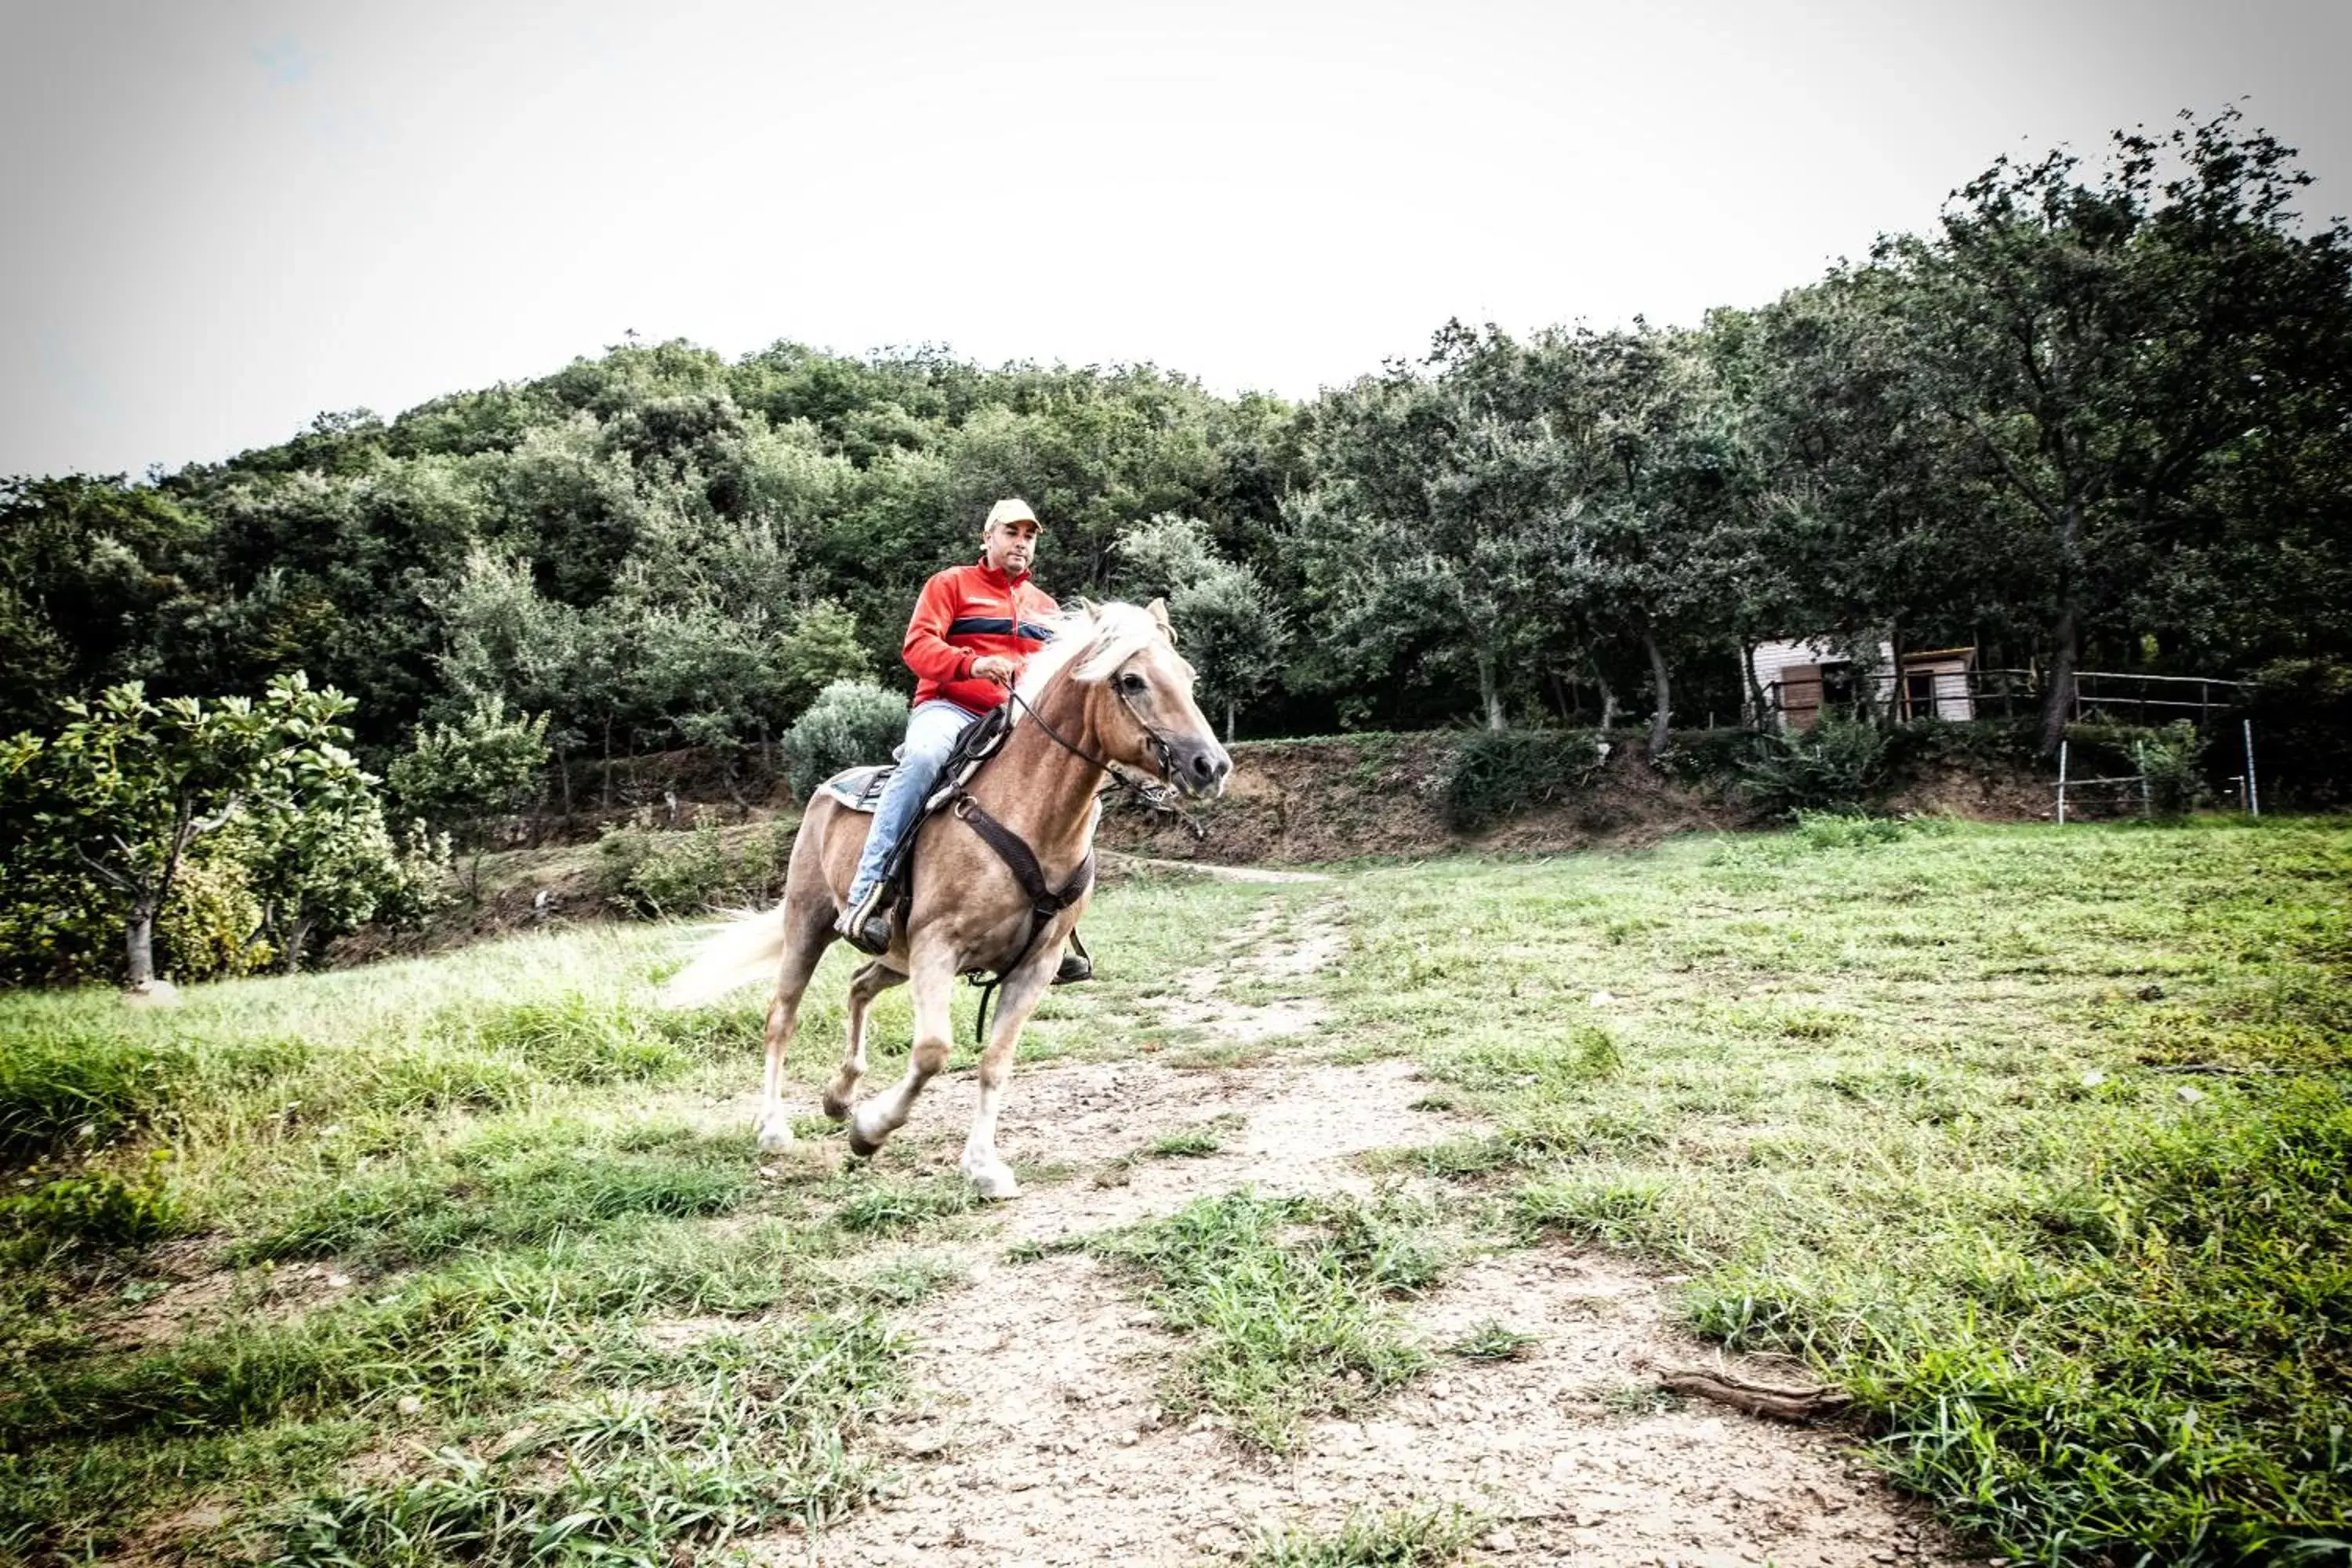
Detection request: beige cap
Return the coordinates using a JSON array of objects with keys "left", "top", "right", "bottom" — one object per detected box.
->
[{"left": 985, "top": 497, "right": 1040, "bottom": 529}]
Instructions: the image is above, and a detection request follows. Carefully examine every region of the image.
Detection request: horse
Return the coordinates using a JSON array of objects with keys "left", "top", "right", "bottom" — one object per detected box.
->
[{"left": 660, "top": 599, "right": 1232, "bottom": 1199}]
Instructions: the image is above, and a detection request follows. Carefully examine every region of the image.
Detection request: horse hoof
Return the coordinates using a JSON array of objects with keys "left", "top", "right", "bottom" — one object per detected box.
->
[
  {"left": 821, "top": 1089, "right": 854, "bottom": 1123},
  {"left": 753, "top": 1109, "right": 800, "bottom": 1161},
  {"left": 847, "top": 1131, "right": 882, "bottom": 1160},
  {"left": 964, "top": 1161, "right": 1021, "bottom": 1202}
]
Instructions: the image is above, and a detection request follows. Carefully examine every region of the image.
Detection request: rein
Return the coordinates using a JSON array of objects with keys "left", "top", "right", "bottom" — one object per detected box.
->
[{"left": 1005, "top": 685, "right": 1209, "bottom": 840}]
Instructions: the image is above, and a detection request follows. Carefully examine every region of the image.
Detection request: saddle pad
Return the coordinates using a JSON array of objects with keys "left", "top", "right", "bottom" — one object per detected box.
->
[{"left": 818, "top": 764, "right": 893, "bottom": 813}]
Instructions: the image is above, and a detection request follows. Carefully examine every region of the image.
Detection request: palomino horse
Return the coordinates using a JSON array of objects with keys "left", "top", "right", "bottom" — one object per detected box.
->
[{"left": 662, "top": 600, "right": 1231, "bottom": 1199}]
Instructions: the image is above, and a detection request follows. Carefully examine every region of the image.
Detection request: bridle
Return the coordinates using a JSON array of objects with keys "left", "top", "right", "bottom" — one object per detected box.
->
[{"left": 1003, "top": 658, "right": 1206, "bottom": 837}]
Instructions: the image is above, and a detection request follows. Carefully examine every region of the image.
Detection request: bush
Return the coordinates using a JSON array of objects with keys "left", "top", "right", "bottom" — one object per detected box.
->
[
  {"left": 0, "top": 862, "right": 115, "bottom": 988},
  {"left": 1882, "top": 717, "right": 2041, "bottom": 775},
  {"left": 387, "top": 695, "right": 550, "bottom": 843},
  {"left": 2246, "top": 659, "right": 2352, "bottom": 808},
  {"left": 1792, "top": 809, "right": 1956, "bottom": 849},
  {"left": 2, "top": 1161, "right": 183, "bottom": 1252},
  {"left": 2063, "top": 720, "right": 2209, "bottom": 819},
  {"left": 158, "top": 852, "right": 270, "bottom": 982},
  {"left": 784, "top": 681, "right": 908, "bottom": 804},
  {"left": 593, "top": 815, "right": 794, "bottom": 917},
  {"left": 1735, "top": 717, "right": 1890, "bottom": 818},
  {"left": 1442, "top": 728, "right": 1609, "bottom": 831}
]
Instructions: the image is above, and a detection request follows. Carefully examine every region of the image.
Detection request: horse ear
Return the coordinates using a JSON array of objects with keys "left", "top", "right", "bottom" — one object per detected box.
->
[
  {"left": 1145, "top": 597, "right": 1176, "bottom": 643},
  {"left": 1075, "top": 596, "right": 1100, "bottom": 622}
]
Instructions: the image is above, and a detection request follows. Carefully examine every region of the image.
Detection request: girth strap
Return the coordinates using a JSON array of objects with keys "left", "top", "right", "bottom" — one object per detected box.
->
[{"left": 948, "top": 786, "right": 1094, "bottom": 1044}]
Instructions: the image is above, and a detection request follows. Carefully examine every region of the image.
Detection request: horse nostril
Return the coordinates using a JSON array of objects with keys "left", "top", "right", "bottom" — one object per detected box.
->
[{"left": 1189, "top": 752, "right": 1214, "bottom": 779}]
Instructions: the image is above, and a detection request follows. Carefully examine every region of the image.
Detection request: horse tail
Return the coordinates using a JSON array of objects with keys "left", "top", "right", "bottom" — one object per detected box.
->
[{"left": 657, "top": 905, "right": 789, "bottom": 1009}]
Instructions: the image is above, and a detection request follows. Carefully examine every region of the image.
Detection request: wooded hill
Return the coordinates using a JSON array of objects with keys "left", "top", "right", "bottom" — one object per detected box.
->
[{"left": 5, "top": 108, "right": 2349, "bottom": 771}]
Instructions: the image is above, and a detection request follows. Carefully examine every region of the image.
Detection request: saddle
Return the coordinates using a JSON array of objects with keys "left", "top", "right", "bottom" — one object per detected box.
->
[{"left": 815, "top": 702, "right": 1014, "bottom": 820}]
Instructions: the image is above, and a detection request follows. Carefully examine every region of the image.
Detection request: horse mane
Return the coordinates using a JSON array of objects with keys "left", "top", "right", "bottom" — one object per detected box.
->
[{"left": 1009, "top": 601, "right": 1162, "bottom": 720}]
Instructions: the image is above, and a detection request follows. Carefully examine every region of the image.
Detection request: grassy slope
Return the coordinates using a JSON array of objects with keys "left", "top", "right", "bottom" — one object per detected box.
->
[
  {"left": 1323, "top": 817, "right": 2350, "bottom": 1563},
  {"left": 0, "top": 819, "right": 2344, "bottom": 1565},
  {"left": 0, "top": 872, "right": 1273, "bottom": 1565}
]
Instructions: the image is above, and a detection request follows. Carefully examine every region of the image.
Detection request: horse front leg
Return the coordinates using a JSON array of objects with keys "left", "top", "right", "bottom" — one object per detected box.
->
[
  {"left": 958, "top": 942, "right": 1062, "bottom": 1201},
  {"left": 824, "top": 960, "right": 906, "bottom": 1122},
  {"left": 848, "top": 951, "right": 956, "bottom": 1159}
]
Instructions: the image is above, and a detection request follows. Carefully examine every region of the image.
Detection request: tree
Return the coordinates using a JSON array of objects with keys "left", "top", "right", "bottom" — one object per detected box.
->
[
  {"left": 0, "top": 476, "right": 202, "bottom": 734},
  {"left": 237, "top": 745, "right": 408, "bottom": 972},
  {"left": 1290, "top": 332, "right": 1577, "bottom": 731},
  {"left": 1877, "top": 107, "right": 2352, "bottom": 750},
  {"left": 387, "top": 694, "right": 551, "bottom": 844},
  {"left": 776, "top": 600, "right": 875, "bottom": 717},
  {"left": 11, "top": 673, "right": 358, "bottom": 985},
  {"left": 1116, "top": 516, "right": 1291, "bottom": 739}
]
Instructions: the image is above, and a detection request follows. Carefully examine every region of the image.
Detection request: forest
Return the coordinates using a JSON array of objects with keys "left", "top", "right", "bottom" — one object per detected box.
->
[
  {"left": 6, "top": 110, "right": 2349, "bottom": 764},
  {"left": 3, "top": 108, "right": 2350, "bottom": 984}
]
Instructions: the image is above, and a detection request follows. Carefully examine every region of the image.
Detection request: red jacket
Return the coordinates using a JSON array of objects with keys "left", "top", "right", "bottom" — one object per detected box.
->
[{"left": 902, "top": 559, "right": 1062, "bottom": 714}]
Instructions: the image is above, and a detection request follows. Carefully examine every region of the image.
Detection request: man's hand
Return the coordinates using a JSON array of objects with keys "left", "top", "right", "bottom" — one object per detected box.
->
[{"left": 971, "top": 655, "right": 1018, "bottom": 687}]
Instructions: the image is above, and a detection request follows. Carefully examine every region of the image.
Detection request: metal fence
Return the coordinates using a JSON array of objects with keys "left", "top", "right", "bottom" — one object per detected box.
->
[{"left": 1756, "top": 667, "right": 2250, "bottom": 729}]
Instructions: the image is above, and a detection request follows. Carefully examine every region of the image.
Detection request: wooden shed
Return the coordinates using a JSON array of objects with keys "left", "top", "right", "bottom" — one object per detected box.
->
[{"left": 1748, "top": 637, "right": 1977, "bottom": 729}]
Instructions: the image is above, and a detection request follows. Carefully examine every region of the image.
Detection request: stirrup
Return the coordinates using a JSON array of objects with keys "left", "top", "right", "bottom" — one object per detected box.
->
[
  {"left": 1053, "top": 931, "right": 1093, "bottom": 985},
  {"left": 836, "top": 887, "right": 892, "bottom": 956}
]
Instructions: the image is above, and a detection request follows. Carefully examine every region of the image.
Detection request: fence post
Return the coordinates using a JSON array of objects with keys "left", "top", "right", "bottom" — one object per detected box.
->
[
  {"left": 2244, "top": 719, "right": 2259, "bottom": 818},
  {"left": 2057, "top": 739, "right": 2070, "bottom": 825}
]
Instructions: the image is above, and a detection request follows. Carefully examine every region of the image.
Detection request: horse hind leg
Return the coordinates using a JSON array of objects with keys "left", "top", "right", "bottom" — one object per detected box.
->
[
  {"left": 823, "top": 960, "right": 906, "bottom": 1121},
  {"left": 755, "top": 894, "right": 837, "bottom": 1153}
]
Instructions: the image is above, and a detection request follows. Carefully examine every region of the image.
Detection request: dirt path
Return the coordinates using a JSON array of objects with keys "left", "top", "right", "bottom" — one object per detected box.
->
[{"left": 750, "top": 895, "right": 1968, "bottom": 1568}]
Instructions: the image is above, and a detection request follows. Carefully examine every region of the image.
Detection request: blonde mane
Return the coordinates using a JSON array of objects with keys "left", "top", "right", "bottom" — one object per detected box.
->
[{"left": 1009, "top": 601, "right": 1163, "bottom": 719}]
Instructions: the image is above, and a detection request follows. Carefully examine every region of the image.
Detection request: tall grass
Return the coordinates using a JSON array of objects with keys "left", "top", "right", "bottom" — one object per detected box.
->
[{"left": 1315, "top": 818, "right": 2352, "bottom": 1565}]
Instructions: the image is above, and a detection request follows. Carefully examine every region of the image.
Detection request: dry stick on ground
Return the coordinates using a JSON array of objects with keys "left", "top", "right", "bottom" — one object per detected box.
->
[
  {"left": 1652, "top": 1364, "right": 1853, "bottom": 1423},
  {"left": 2145, "top": 1062, "right": 2288, "bottom": 1076}
]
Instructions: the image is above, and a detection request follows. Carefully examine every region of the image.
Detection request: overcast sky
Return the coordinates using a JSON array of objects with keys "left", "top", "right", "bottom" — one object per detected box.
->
[{"left": 3, "top": 0, "right": 2347, "bottom": 479}]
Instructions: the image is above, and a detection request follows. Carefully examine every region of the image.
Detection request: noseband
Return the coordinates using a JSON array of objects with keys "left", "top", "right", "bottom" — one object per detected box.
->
[{"left": 1005, "top": 668, "right": 1197, "bottom": 826}]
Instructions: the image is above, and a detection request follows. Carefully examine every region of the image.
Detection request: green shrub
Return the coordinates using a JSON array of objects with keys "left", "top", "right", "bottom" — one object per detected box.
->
[
  {"left": 1790, "top": 809, "right": 1955, "bottom": 849},
  {"left": 593, "top": 817, "right": 793, "bottom": 917},
  {"left": 1442, "top": 728, "right": 1608, "bottom": 830},
  {"left": 783, "top": 680, "right": 908, "bottom": 804},
  {"left": 1736, "top": 717, "right": 1889, "bottom": 817},
  {"left": 0, "top": 862, "right": 116, "bottom": 987},
  {"left": 158, "top": 853, "right": 270, "bottom": 982},
  {"left": 2, "top": 1161, "right": 183, "bottom": 1251},
  {"left": 2248, "top": 658, "right": 2352, "bottom": 807},
  {"left": 1882, "top": 717, "right": 2040, "bottom": 775},
  {"left": 2131, "top": 720, "right": 2208, "bottom": 818}
]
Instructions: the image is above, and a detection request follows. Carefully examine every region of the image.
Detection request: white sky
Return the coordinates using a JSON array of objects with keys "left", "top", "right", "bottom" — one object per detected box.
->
[{"left": 3, "top": 0, "right": 2347, "bottom": 479}]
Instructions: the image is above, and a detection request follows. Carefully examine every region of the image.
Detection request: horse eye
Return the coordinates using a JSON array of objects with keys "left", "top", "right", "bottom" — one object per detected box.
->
[{"left": 1118, "top": 672, "right": 1148, "bottom": 695}]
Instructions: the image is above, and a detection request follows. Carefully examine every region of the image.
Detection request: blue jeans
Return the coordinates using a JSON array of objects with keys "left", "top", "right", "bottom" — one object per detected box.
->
[{"left": 846, "top": 699, "right": 981, "bottom": 908}]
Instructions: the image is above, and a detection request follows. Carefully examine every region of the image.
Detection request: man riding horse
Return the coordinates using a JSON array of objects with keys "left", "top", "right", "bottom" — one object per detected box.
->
[{"left": 836, "top": 497, "right": 1089, "bottom": 983}]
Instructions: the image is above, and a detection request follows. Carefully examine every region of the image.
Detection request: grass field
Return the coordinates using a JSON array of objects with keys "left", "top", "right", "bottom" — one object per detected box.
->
[{"left": 1, "top": 818, "right": 2345, "bottom": 1566}]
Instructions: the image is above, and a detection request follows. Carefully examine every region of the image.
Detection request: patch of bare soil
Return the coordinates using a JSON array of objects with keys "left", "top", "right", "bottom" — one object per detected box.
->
[
  {"left": 1883, "top": 763, "right": 2055, "bottom": 822},
  {"left": 1099, "top": 740, "right": 1745, "bottom": 868},
  {"left": 1100, "top": 853, "right": 1333, "bottom": 885},
  {"left": 735, "top": 893, "right": 1965, "bottom": 1567},
  {"left": 786, "top": 1240, "right": 1960, "bottom": 1568},
  {"left": 1149, "top": 898, "right": 1347, "bottom": 1051},
  {"left": 94, "top": 1244, "right": 369, "bottom": 1351}
]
